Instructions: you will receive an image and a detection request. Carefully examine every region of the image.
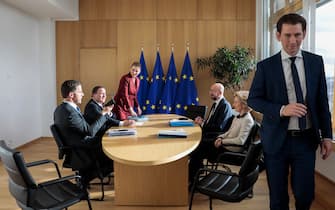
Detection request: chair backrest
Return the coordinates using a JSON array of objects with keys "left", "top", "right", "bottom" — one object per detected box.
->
[
  {"left": 241, "top": 121, "right": 260, "bottom": 151},
  {"left": 184, "top": 105, "right": 208, "bottom": 120},
  {"left": 0, "top": 140, "right": 36, "bottom": 206},
  {"left": 238, "top": 141, "right": 262, "bottom": 177},
  {"left": 50, "top": 124, "right": 69, "bottom": 160}
]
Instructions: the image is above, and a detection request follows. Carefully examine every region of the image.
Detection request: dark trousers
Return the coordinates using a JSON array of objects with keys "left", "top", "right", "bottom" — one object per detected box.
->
[{"left": 264, "top": 133, "right": 317, "bottom": 210}]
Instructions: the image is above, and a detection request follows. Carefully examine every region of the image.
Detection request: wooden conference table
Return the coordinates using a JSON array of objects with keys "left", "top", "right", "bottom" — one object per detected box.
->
[{"left": 102, "top": 114, "right": 202, "bottom": 206}]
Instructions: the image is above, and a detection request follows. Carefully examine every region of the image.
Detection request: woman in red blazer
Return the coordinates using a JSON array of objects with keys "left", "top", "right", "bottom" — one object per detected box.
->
[{"left": 113, "top": 62, "right": 142, "bottom": 120}]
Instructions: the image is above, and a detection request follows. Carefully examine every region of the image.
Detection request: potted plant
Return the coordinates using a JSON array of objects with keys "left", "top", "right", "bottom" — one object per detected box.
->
[{"left": 196, "top": 46, "right": 255, "bottom": 89}]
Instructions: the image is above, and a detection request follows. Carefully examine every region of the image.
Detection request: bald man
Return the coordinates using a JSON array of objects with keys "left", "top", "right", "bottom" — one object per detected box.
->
[{"left": 189, "top": 82, "right": 233, "bottom": 185}]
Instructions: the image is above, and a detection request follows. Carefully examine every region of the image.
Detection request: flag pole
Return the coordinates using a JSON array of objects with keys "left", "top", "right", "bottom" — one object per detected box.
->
[{"left": 171, "top": 43, "right": 175, "bottom": 52}]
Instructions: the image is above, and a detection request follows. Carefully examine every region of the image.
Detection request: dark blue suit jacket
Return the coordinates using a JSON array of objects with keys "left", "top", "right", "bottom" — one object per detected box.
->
[{"left": 248, "top": 51, "right": 332, "bottom": 154}]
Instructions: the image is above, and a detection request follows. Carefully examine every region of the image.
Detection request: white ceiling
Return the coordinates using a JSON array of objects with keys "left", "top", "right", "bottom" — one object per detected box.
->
[{"left": 2, "top": 0, "right": 78, "bottom": 20}]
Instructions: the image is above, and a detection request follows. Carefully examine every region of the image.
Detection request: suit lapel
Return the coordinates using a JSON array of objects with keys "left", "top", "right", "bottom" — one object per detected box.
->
[
  {"left": 274, "top": 53, "right": 289, "bottom": 104},
  {"left": 302, "top": 51, "right": 311, "bottom": 103}
]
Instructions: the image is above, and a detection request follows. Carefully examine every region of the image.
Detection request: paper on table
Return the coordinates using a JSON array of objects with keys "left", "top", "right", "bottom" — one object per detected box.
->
[
  {"left": 158, "top": 129, "right": 187, "bottom": 138},
  {"left": 107, "top": 128, "right": 137, "bottom": 136}
]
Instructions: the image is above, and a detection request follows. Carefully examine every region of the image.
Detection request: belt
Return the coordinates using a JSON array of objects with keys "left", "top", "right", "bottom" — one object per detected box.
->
[{"left": 287, "top": 129, "right": 313, "bottom": 137}]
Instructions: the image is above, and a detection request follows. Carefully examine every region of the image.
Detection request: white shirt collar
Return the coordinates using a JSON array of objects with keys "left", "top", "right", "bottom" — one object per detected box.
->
[
  {"left": 63, "top": 100, "right": 79, "bottom": 110},
  {"left": 281, "top": 49, "right": 302, "bottom": 60}
]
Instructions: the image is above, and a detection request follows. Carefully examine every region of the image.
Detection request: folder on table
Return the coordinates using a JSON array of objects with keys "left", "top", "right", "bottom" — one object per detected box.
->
[
  {"left": 158, "top": 129, "right": 187, "bottom": 138},
  {"left": 107, "top": 128, "right": 137, "bottom": 136},
  {"left": 169, "top": 118, "right": 194, "bottom": 127},
  {"left": 128, "top": 115, "right": 149, "bottom": 122}
]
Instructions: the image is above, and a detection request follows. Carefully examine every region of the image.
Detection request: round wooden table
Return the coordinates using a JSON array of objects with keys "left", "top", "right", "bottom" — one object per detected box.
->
[{"left": 102, "top": 114, "right": 202, "bottom": 206}]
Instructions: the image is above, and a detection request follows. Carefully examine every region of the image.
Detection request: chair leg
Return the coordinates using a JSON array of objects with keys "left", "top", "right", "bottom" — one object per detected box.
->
[
  {"left": 87, "top": 198, "right": 93, "bottom": 210},
  {"left": 99, "top": 177, "right": 105, "bottom": 201},
  {"left": 188, "top": 184, "right": 197, "bottom": 210},
  {"left": 209, "top": 197, "right": 213, "bottom": 210}
]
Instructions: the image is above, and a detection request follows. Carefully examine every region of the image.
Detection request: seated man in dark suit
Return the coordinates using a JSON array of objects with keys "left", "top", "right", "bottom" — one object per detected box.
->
[
  {"left": 84, "top": 85, "right": 134, "bottom": 138},
  {"left": 83, "top": 86, "right": 135, "bottom": 176},
  {"left": 189, "top": 82, "right": 233, "bottom": 185},
  {"left": 53, "top": 80, "right": 115, "bottom": 186}
]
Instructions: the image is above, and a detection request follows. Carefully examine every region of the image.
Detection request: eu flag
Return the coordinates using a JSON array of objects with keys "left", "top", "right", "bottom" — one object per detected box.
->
[
  {"left": 145, "top": 51, "right": 164, "bottom": 114},
  {"left": 137, "top": 51, "right": 150, "bottom": 113},
  {"left": 175, "top": 51, "right": 199, "bottom": 115},
  {"left": 159, "top": 52, "right": 178, "bottom": 113}
]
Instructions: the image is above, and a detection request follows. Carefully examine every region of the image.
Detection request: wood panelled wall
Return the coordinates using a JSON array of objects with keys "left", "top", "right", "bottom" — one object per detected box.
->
[{"left": 56, "top": 0, "right": 256, "bottom": 109}]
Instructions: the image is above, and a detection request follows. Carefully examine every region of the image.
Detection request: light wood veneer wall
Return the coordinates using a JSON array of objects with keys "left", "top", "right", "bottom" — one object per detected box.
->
[{"left": 56, "top": 0, "right": 256, "bottom": 109}]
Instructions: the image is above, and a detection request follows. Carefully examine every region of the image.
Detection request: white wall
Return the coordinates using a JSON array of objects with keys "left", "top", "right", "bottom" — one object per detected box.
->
[
  {"left": 316, "top": 148, "right": 335, "bottom": 182},
  {"left": 0, "top": 2, "right": 56, "bottom": 147}
]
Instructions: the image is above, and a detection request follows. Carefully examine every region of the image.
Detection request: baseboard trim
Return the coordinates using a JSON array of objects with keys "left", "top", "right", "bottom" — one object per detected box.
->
[
  {"left": 16, "top": 137, "right": 53, "bottom": 149},
  {"left": 315, "top": 171, "right": 335, "bottom": 210}
]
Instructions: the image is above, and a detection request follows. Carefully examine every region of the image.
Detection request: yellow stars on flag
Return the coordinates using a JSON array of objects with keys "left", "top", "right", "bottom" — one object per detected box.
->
[
  {"left": 155, "top": 75, "right": 160, "bottom": 80},
  {"left": 183, "top": 105, "right": 188, "bottom": 110},
  {"left": 196, "top": 97, "right": 199, "bottom": 102},
  {"left": 174, "top": 78, "right": 178, "bottom": 83},
  {"left": 162, "top": 105, "right": 167, "bottom": 110},
  {"left": 151, "top": 105, "right": 156, "bottom": 110},
  {"left": 142, "top": 106, "right": 146, "bottom": 111},
  {"left": 140, "top": 75, "right": 144, "bottom": 80},
  {"left": 182, "top": 74, "right": 194, "bottom": 81},
  {"left": 176, "top": 104, "right": 181, "bottom": 109},
  {"left": 146, "top": 100, "right": 150, "bottom": 105}
]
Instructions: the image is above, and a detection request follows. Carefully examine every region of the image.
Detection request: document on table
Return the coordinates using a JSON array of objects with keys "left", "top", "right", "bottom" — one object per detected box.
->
[
  {"left": 158, "top": 129, "right": 187, "bottom": 138},
  {"left": 107, "top": 128, "right": 137, "bottom": 136}
]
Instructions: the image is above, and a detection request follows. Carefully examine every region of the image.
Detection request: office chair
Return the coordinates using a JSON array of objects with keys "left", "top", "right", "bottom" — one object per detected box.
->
[
  {"left": 184, "top": 105, "right": 208, "bottom": 120},
  {"left": 50, "top": 124, "right": 110, "bottom": 201},
  {"left": 203, "top": 120, "right": 259, "bottom": 173},
  {"left": 189, "top": 141, "right": 262, "bottom": 210},
  {"left": 212, "top": 121, "right": 260, "bottom": 171},
  {"left": 0, "top": 140, "right": 92, "bottom": 210}
]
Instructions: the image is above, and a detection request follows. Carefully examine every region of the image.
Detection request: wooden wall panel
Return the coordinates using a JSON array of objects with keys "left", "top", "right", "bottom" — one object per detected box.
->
[
  {"left": 56, "top": 21, "right": 80, "bottom": 104},
  {"left": 118, "top": 0, "right": 156, "bottom": 20},
  {"left": 196, "top": 20, "right": 238, "bottom": 105},
  {"left": 79, "top": 0, "right": 119, "bottom": 20},
  {"left": 117, "top": 21, "right": 157, "bottom": 77},
  {"left": 157, "top": 0, "right": 197, "bottom": 20},
  {"left": 237, "top": 20, "right": 256, "bottom": 48},
  {"left": 156, "top": 21, "right": 197, "bottom": 72},
  {"left": 57, "top": 0, "right": 257, "bottom": 107},
  {"left": 80, "top": 20, "right": 117, "bottom": 48},
  {"left": 79, "top": 48, "right": 117, "bottom": 109},
  {"left": 237, "top": 0, "right": 256, "bottom": 20}
]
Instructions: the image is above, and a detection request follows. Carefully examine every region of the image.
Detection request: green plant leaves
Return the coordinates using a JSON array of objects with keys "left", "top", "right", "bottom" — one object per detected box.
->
[{"left": 196, "top": 46, "right": 255, "bottom": 89}]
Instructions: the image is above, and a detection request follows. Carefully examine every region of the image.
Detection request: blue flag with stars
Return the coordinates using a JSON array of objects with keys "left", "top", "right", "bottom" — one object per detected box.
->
[
  {"left": 145, "top": 51, "right": 164, "bottom": 114},
  {"left": 159, "top": 52, "right": 178, "bottom": 113},
  {"left": 175, "top": 51, "right": 199, "bottom": 115},
  {"left": 137, "top": 51, "right": 150, "bottom": 113}
]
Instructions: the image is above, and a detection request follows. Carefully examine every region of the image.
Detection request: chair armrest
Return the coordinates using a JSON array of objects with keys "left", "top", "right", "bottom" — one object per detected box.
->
[
  {"left": 196, "top": 167, "right": 237, "bottom": 179},
  {"left": 38, "top": 174, "right": 80, "bottom": 187},
  {"left": 26, "top": 159, "right": 61, "bottom": 178}
]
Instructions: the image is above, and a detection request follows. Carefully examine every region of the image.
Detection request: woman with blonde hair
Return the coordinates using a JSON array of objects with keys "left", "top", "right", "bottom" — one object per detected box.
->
[{"left": 214, "top": 90, "right": 255, "bottom": 152}]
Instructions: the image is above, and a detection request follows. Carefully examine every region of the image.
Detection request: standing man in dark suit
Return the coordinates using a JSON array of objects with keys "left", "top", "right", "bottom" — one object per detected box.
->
[
  {"left": 189, "top": 82, "right": 233, "bottom": 185},
  {"left": 248, "top": 13, "right": 332, "bottom": 210},
  {"left": 54, "top": 80, "right": 114, "bottom": 186}
]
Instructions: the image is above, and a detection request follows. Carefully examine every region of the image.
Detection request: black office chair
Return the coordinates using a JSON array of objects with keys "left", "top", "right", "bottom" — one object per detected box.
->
[
  {"left": 213, "top": 121, "right": 260, "bottom": 171},
  {"left": 50, "top": 124, "right": 110, "bottom": 201},
  {"left": 184, "top": 105, "right": 208, "bottom": 120},
  {"left": 0, "top": 140, "right": 92, "bottom": 210},
  {"left": 189, "top": 141, "right": 263, "bottom": 210}
]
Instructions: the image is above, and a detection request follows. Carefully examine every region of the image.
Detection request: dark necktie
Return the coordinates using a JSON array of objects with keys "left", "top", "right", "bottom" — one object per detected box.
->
[
  {"left": 290, "top": 57, "right": 306, "bottom": 129},
  {"left": 206, "top": 102, "right": 216, "bottom": 124},
  {"left": 76, "top": 106, "right": 81, "bottom": 114}
]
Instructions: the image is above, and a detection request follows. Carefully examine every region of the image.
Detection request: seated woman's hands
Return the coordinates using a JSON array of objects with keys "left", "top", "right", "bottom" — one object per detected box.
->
[{"left": 214, "top": 137, "right": 223, "bottom": 148}]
